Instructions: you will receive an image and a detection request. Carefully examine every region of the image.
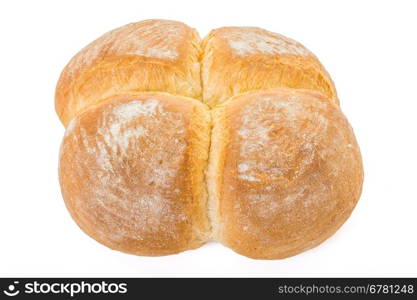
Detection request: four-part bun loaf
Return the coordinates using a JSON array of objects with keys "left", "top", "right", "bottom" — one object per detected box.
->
[{"left": 56, "top": 19, "right": 363, "bottom": 259}]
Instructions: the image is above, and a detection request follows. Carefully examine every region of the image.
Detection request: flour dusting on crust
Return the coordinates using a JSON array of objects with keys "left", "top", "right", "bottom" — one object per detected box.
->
[
  {"left": 61, "top": 97, "right": 190, "bottom": 244},
  {"left": 66, "top": 20, "right": 188, "bottom": 79},
  {"left": 222, "top": 27, "right": 311, "bottom": 57},
  {"left": 113, "top": 99, "right": 159, "bottom": 119},
  {"left": 232, "top": 90, "right": 347, "bottom": 226}
]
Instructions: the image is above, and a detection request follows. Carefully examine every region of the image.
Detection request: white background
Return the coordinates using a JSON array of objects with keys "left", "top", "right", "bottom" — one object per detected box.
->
[{"left": 0, "top": 0, "right": 416, "bottom": 277}]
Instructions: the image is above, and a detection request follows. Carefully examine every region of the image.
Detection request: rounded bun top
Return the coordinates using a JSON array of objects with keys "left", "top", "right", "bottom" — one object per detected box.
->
[
  {"left": 210, "top": 89, "right": 362, "bottom": 259},
  {"left": 201, "top": 26, "right": 337, "bottom": 107},
  {"left": 59, "top": 92, "right": 211, "bottom": 255},
  {"left": 56, "top": 20, "right": 202, "bottom": 126}
]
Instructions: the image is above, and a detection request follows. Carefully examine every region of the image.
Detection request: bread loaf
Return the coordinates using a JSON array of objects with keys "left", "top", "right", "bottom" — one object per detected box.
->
[{"left": 56, "top": 19, "right": 363, "bottom": 259}]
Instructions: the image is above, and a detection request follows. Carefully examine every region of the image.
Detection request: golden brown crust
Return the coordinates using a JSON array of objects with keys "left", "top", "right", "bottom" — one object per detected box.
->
[
  {"left": 56, "top": 20, "right": 201, "bottom": 126},
  {"left": 201, "top": 27, "right": 338, "bottom": 107},
  {"left": 210, "top": 89, "right": 363, "bottom": 259},
  {"left": 59, "top": 92, "right": 211, "bottom": 256},
  {"left": 56, "top": 20, "right": 363, "bottom": 259}
]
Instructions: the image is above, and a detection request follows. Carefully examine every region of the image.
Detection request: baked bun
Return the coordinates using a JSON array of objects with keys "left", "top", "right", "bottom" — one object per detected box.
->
[
  {"left": 56, "top": 20, "right": 201, "bottom": 126},
  {"left": 209, "top": 89, "right": 363, "bottom": 259},
  {"left": 201, "top": 27, "right": 337, "bottom": 107},
  {"left": 59, "top": 93, "right": 211, "bottom": 256},
  {"left": 56, "top": 19, "right": 363, "bottom": 259}
]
